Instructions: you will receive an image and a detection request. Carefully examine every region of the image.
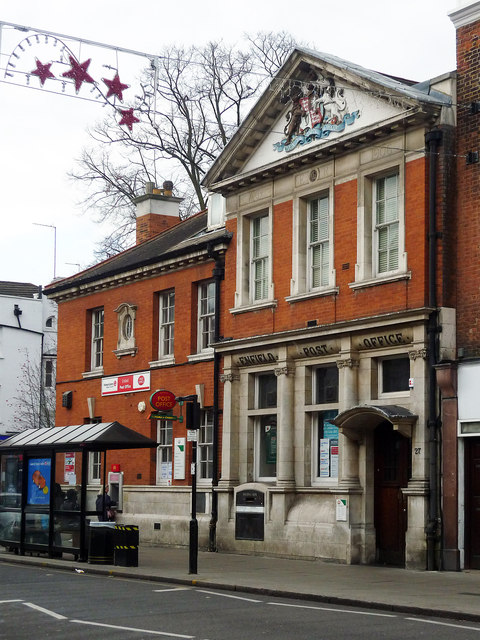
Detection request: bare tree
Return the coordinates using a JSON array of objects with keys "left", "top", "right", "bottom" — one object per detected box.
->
[
  {"left": 71, "top": 32, "right": 298, "bottom": 257},
  {"left": 246, "top": 31, "right": 301, "bottom": 76},
  {"left": 7, "top": 350, "right": 56, "bottom": 431}
]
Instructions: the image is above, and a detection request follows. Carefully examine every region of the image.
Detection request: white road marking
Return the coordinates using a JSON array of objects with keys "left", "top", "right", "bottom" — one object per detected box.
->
[
  {"left": 196, "top": 589, "right": 263, "bottom": 603},
  {"left": 153, "top": 587, "right": 191, "bottom": 593},
  {"left": 0, "top": 599, "right": 23, "bottom": 604},
  {"left": 71, "top": 619, "right": 195, "bottom": 637},
  {"left": 22, "top": 602, "right": 67, "bottom": 620},
  {"left": 268, "top": 602, "right": 396, "bottom": 617},
  {"left": 406, "top": 617, "right": 480, "bottom": 631}
]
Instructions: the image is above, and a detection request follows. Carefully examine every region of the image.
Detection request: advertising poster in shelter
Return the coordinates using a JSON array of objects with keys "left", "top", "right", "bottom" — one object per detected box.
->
[{"left": 27, "top": 458, "right": 51, "bottom": 505}]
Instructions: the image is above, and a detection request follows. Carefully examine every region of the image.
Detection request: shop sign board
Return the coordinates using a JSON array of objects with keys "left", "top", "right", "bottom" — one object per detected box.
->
[
  {"left": 150, "top": 389, "right": 177, "bottom": 411},
  {"left": 101, "top": 371, "right": 150, "bottom": 396},
  {"left": 353, "top": 329, "right": 413, "bottom": 351},
  {"left": 234, "top": 351, "right": 278, "bottom": 367},
  {"left": 293, "top": 340, "right": 340, "bottom": 358}
]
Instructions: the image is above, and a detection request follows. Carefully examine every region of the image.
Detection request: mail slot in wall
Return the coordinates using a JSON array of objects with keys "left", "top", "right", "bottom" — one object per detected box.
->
[{"left": 235, "top": 489, "right": 264, "bottom": 541}]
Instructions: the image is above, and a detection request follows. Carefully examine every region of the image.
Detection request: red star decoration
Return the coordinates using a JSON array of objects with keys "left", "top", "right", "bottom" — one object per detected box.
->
[
  {"left": 118, "top": 108, "right": 140, "bottom": 131},
  {"left": 31, "top": 59, "right": 55, "bottom": 86},
  {"left": 102, "top": 73, "right": 129, "bottom": 101},
  {"left": 62, "top": 55, "right": 95, "bottom": 93}
]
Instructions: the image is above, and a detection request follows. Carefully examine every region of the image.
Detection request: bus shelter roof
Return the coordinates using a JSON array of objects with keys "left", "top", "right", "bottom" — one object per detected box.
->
[{"left": 0, "top": 422, "right": 157, "bottom": 452}]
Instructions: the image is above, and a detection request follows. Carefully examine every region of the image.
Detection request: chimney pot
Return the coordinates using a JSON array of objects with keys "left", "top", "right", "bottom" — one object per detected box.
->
[{"left": 134, "top": 179, "right": 182, "bottom": 244}]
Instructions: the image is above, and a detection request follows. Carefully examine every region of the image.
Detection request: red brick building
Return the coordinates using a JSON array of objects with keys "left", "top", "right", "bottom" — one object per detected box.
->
[
  {"left": 203, "top": 48, "right": 456, "bottom": 568},
  {"left": 44, "top": 43, "right": 462, "bottom": 570},
  {"left": 438, "top": 0, "right": 480, "bottom": 571},
  {"left": 45, "top": 184, "right": 231, "bottom": 547}
]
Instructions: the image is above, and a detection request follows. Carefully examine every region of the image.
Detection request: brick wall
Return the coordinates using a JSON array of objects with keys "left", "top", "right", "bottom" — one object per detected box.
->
[
  {"left": 456, "top": 17, "right": 480, "bottom": 354},
  {"left": 223, "top": 157, "right": 433, "bottom": 341},
  {"left": 55, "top": 258, "right": 221, "bottom": 485},
  {"left": 136, "top": 214, "right": 180, "bottom": 244}
]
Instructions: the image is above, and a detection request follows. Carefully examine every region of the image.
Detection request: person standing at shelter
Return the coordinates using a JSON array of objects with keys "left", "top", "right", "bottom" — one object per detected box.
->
[{"left": 96, "top": 484, "right": 115, "bottom": 521}]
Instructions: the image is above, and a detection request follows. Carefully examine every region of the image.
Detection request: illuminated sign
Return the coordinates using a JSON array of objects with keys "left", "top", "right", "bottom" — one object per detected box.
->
[{"left": 149, "top": 389, "right": 177, "bottom": 411}]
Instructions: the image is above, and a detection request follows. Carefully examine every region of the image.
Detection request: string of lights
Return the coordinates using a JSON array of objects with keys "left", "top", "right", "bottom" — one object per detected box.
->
[
  {"left": 0, "top": 74, "right": 468, "bottom": 161},
  {"left": 0, "top": 20, "right": 470, "bottom": 160},
  {"left": 0, "top": 20, "right": 464, "bottom": 109}
]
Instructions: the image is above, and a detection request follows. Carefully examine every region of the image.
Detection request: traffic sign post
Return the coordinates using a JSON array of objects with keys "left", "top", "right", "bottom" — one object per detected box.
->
[{"left": 176, "top": 394, "right": 201, "bottom": 575}]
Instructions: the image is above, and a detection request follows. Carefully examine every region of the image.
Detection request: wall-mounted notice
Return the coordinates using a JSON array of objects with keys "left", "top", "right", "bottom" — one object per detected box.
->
[
  {"left": 336, "top": 498, "right": 347, "bottom": 522},
  {"left": 174, "top": 437, "right": 186, "bottom": 480}
]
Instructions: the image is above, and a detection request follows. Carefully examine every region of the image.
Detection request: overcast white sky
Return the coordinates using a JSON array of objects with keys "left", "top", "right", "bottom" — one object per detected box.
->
[{"left": 0, "top": 0, "right": 458, "bottom": 288}]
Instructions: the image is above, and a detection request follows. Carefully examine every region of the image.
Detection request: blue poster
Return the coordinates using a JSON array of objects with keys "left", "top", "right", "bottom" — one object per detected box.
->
[{"left": 27, "top": 458, "right": 51, "bottom": 505}]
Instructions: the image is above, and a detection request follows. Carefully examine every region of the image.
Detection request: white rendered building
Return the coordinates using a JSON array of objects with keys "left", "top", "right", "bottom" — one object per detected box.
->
[{"left": 0, "top": 281, "right": 57, "bottom": 437}]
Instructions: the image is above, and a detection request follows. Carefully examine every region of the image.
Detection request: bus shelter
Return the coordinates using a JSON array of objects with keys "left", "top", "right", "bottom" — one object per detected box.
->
[{"left": 0, "top": 423, "right": 157, "bottom": 561}]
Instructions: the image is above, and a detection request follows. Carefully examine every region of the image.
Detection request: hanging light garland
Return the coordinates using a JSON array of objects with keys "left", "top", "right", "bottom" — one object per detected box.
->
[{"left": 3, "top": 27, "right": 141, "bottom": 131}]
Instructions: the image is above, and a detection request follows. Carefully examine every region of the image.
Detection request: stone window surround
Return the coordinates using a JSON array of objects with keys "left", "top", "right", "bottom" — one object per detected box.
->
[
  {"left": 289, "top": 179, "right": 337, "bottom": 300},
  {"left": 231, "top": 205, "right": 275, "bottom": 312},
  {"left": 352, "top": 156, "right": 408, "bottom": 287},
  {"left": 113, "top": 302, "right": 137, "bottom": 359}
]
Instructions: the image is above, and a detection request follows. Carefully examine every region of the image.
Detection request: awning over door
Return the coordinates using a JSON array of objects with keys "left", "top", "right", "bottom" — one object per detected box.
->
[
  {"left": 0, "top": 422, "right": 158, "bottom": 452},
  {"left": 332, "top": 405, "right": 418, "bottom": 441}
]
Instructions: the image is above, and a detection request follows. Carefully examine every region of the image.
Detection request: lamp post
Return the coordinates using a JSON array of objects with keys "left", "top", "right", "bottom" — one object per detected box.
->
[{"left": 33, "top": 222, "right": 57, "bottom": 279}]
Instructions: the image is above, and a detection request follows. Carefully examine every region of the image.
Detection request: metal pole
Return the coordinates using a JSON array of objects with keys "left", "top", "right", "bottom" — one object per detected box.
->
[
  {"left": 0, "top": 20, "right": 163, "bottom": 62},
  {"left": 177, "top": 394, "right": 200, "bottom": 574},
  {"left": 33, "top": 223, "right": 56, "bottom": 280},
  {"left": 189, "top": 436, "right": 198, "bottom": 574}
]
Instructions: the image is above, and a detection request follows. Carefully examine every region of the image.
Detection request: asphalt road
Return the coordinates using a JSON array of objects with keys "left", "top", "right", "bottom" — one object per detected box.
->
[{"left": 1, "top": 562, "right": 480, "bottom": 639}]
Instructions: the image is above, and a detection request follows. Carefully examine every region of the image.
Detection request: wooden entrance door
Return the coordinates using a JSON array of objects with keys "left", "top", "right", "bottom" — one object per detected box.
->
[
  {"left": 374, "top": 423, "right": 410, "bottom": 566},
  {"left": 465, "top": 438, "right": 480, "bottom": 569}
]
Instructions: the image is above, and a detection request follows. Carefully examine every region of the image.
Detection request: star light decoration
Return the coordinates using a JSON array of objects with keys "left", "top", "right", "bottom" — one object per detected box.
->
[
  {"left": 61, "top": 55, "right": 95, "bottom": 93},
  {"left": 118, "top": 108, "right": 140, "bottom": 131},
  {"left": 102, "top": 73, "right": 129, "bottom": 101},
  {"left": 24, "top": 44, "right": 140, "bottom": 130},
  {"left": 31, "top": 58, "right": 55, "bottom": 86}
]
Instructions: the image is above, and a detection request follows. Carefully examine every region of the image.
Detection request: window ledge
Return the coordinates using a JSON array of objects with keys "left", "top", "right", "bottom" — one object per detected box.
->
[
  {"left": 378, "top": 390, "right": 411, "bottom": 399},
  {"left": 286, "top": 287, "right": 339, "bottom": 303},
  {"left": 230, "top": 299, "right": 277, "bottom": 315},
  {"left": 113, "top": 347, "right": 138, "bottom": 359},
  {"left": 187, "top": 350, "right": 214, "bottom": 363},
  {"left": 149, "top": 357, "right": 175, "bottom": 369},
  {"left": 349, "top": 271, "right": 411, "bottom": 290},
  {"left": 82, "top": 368, "right": 104, "bottom": 379}
]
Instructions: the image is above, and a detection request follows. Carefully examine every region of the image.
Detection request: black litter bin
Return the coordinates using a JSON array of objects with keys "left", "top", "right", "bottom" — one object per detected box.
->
[
  {"left": 235, "top": 489, "right": 265, "bottom": 540},
  {"left": 88, "top": 522, "right": 115, "bottom": 564},
  {"left": 114, "top": 524, "right": 139, "bottom": 567}
]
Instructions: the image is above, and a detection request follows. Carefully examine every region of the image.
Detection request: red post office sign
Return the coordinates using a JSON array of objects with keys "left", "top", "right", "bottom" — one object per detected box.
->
[{"left": 150, "top": 389, "right": 177, "bottom": 411}]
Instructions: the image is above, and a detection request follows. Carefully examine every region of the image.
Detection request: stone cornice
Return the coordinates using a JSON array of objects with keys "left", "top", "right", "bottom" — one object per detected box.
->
[
  {"left": 46, "top": 245, "right": 228, "bottom": 302},
  {"left": 449, "top": 1, "right": 480, "bottom": 28}
]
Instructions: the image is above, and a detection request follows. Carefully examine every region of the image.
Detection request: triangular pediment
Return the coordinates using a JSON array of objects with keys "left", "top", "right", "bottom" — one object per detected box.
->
[{"left": 203, "top": 48, "right": 450, "bottom": 194}]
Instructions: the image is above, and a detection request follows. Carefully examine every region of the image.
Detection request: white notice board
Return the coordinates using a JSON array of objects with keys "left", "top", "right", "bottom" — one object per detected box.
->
[{"left": 174, "top": 437, "right": 186, "bottom": 480}]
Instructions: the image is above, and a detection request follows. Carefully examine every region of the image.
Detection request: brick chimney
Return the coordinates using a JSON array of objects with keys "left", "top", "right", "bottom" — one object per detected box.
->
[{"left": 134, "top": 181, "right": 183, "bottom": 244}]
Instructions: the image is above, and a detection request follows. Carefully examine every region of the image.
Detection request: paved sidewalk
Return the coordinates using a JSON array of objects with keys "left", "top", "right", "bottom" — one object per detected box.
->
[{"left": 2, "top": 545, "right": 480, "bottom": 622}]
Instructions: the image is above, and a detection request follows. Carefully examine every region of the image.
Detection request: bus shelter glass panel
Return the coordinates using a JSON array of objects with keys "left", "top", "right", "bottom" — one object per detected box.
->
[
  {"left": 54, "top": 452, "right": 82, "bottom": 550},
  {"left": 0, "top": 454, "right": 23, "bottom": 543},
  {"left": 25, "top": 456, "right": 52, "bottom": 546}
]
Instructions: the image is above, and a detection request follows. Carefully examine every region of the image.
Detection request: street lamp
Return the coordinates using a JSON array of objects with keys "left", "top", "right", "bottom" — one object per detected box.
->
[{"left": 33, "top": 222, "right": 56, "bottom": 279}]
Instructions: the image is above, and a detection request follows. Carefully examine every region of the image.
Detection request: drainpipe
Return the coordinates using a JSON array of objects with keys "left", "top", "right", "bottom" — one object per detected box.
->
[
  {"left": 39, "top": 333, "right": 45, "bottom": 429},
  {"left": 425, "top": 129, "right": 443, "bottom": 570},
  {"left": 208, "top": 247, "right": 225, "bottom": 552}
]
